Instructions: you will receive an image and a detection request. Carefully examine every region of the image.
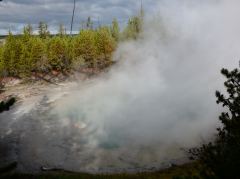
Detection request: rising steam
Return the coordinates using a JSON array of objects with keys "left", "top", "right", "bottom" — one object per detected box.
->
[{"left": 1, "top": 0, "right": 240, "bottom": 173}]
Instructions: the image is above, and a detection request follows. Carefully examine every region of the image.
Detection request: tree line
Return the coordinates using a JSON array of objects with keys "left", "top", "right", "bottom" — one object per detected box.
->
[{"left": 0, "top": 15, "right": 143, "bottom": 78}]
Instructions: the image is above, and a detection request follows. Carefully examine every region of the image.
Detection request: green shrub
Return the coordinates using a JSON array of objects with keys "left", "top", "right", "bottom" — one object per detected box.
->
[
  {"left": 47, "top": 37, "right": 69, "bottom": 70},
  {"left": 190, "top": 67, "right": 240, "bottom": 179},
  {"left": 72, "top": 30, "right": 97, "bottom": 68}
]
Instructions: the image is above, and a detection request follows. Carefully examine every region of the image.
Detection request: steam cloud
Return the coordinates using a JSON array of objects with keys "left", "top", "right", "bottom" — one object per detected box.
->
[{"left": 1, "top": 0, "right": 240, "bottom": 173}]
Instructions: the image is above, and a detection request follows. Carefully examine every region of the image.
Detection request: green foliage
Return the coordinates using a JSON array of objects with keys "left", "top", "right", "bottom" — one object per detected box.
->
[
  {"left": 72, "top": 29, "right": 97, "bottom": 68},
  {"left": 47, "top": 37, "right": 69, "bottom": 70},
  {"left": 1, "top": 32, "right": 23, "bottom": 76},
  {"left": 190, "top": 67, "right": 240, "bottom": 179},
  {"left": 18, "top": 26, "right": 35, "bottom": 76},
  {"left": 111, "top": 18, "right": 120, "bottom": 42},
  {"left": 0, "top": 29, "right": 46, "bottom": 77},
  {"left": 0, "top": 25, "right": 118, "bottom": 77},
  {"left": 122, "top": 16, "right": 143, "bottom": 40},
  {"left": 38, "top": 21, "right": 50, "bottom": 39},
  {"left": 0, "top": 13, "right": 144, "bottom": 78},
  {"left": 95, "top": 27, "right": 116, "bottom": 67},
  {"left": 29, "top": 37, "right": 47, "bottom": 73},
  {"left": 23, "top": 24, "right": 33, "bottom": 36},
  {"left": 120, "top": 5, "right": 144, "bottom": 41}
]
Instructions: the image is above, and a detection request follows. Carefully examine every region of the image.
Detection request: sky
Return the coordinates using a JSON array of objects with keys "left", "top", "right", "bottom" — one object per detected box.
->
[{"left": 0, "top": 0, "right": 157, "bottom": 35}]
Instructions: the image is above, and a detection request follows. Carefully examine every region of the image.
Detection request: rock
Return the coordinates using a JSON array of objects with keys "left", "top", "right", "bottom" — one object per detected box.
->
[{"left": 0, "top": 77, "right": 22, "bottom": 87}]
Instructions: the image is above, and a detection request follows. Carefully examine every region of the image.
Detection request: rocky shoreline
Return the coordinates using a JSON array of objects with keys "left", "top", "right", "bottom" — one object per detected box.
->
[{"left": 0, "top": 67, "right": 111, "bottom": 102}]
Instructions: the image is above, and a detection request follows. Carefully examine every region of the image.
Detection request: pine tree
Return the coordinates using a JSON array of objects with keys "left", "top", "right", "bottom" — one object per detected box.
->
[
  {"left": 121, "top": 2, "right": 144, "bottom": 40},
  {"left": 38, "top": 21, "right": 50, "bottom": 39},
  {"left": 47, "top": 37, "right": 68, "bottom": 70},
  {"left": 86, "top": 17, "right": 93, "bottom": 30},
  {"left": 19, "top": 25, "right": 33, "bottom": 76},
  {"left": 2, "top": 31, "right": 23, "bottom": 76},
  {"left": 122, "top": 16, "right": 142, "bottom": 40},
  {"left": 190, "top": 67, "right": 240, "bottom": 178},
  {"left": 111, "top": 18, "right": 120, "bottom": 42},
  {"left": 19, "top": 40, "right": 30, "bottom": 76},
  {"left": 24, "top": 24, "right": 33, "bottom": 36},
  {"left": 95, "top": 27, "right": 116, "bottom": 67},
  {"left": 29, "top": 37, "right": 47, "bottom": 73},
  {"left": 72, "top": 30, "right": 97, "bottom": 68}
]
